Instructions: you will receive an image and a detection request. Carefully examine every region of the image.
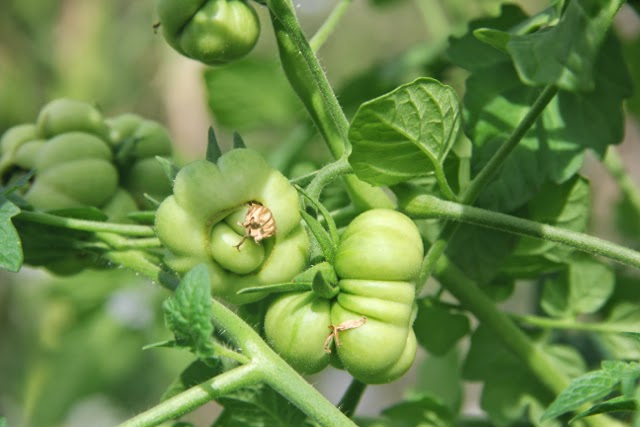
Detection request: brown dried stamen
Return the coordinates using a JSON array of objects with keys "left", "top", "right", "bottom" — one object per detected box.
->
[
  {"left": 324, "top": 316, "right": 367, "bottom": 354},
  {"left": 234, "top": 202, "right": 276, "bottom": 250}
]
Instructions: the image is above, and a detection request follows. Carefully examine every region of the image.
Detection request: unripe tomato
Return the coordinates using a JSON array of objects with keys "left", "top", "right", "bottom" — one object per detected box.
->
[
  {"left": 157, "top": 0, "right": 261, "bottom": 65},
  {"left": 155, "top": 148, "right": 308, "bottom": 304}
]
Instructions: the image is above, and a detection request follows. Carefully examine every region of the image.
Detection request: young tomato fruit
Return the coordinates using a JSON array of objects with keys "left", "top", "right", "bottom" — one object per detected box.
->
[
  {"left": 155, "top": 148, "right": 308, "bottom": 304},
  {"left": 265, "top": 209, "right": 423, "bottom": 384},
  {"left": 156, "top": 0, "right": 261, "bottom": 65}
]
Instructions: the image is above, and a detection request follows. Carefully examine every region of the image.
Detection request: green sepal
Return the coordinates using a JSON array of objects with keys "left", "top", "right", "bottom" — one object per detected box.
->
[
  {"left": 311, "top": 269, "right": 339, "bottom": 299},
  {"left": 126, "top": 210, "right": 156, "bottom": 224},
  {"left": 156, "top": 155, "right": 179, "bottom": 184},
  {"left": 237, "top": 282, "right": 312, "bottom": 296},
  {"left": 206, "top": 126, "right": 222, "bottom": 163},
  {"left": 300, "top": 209, "right": 336, "bottom": 264},
  {"left": 232, "top": 132, "right": 247, "bottom": 149}
]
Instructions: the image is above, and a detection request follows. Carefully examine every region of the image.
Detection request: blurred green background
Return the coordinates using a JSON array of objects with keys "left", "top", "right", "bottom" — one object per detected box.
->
[{"left": 1, "top": 0, "right": 639, "bottom": 426}]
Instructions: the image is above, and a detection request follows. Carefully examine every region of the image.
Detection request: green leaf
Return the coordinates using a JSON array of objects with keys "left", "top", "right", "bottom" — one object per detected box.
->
[
  {"left": 213, "top": 383, "right": 310, "bottom": 427},
  {"left": 464, "top": 325, "right": 585, "bottom": 426},
  {"left": 473, "top": 28, "right": 510, "bottom": 53},
  {"left": 541, "top": 371, "right": 623, "bottom": 421},
  {"left": 409, "top": 348, "right": 463, "bottom": 415},
  {"left": 446, "top": 224, "right": 517, "bottom": 285},
  {"left": 380, "top": 395, "right": 454, "bottom": 427},
  {"left": 459, "top": 12, "right": 631, "bottom": 212},
  {"left": 203, "top": 58, "right": 303, "bottom": 131},
  {"left": 348, "top": 77, "right": 461, "bottom": 186},
  {"left": 506, "top": 0, "right": 622, "bottom": 91},
  {"left": 570, "top": 396, "right": 637, "bottom": 423},
  {"left": 161, "top": 359, "right": 221, "bottom": 402},
  {"left": 414, "top": 300, "right": 470, "bottom": 356},
  {"left": 163, "top": 265, "right": 215, "bottom": 360},
  {"left": 0, "top": 196, "right": 23, "bottom": 272},
  {"left": 541, "top": 255, "right": 614, "bottom": 317},
  {"left": 598, "top": 303, "right": 640, "bottom": 359},
  {"left": 207, "top": 126, "right": 223, "bottom": 163}
]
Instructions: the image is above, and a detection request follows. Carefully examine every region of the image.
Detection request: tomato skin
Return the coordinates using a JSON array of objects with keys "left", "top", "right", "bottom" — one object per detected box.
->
[
  {"left": 157, "top": 0, "right": 261, "bottom": 65},
  {"left": 265, "top": 209, "right": 424, "bottom": 384},
  {"left": 155, "top": 148, "right": 309, "bottom": 304}
]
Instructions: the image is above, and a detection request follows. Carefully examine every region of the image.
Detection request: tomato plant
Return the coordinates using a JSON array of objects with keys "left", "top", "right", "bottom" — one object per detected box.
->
[{"left": 2, "top": 0, "right": 640, "bottom": 426}]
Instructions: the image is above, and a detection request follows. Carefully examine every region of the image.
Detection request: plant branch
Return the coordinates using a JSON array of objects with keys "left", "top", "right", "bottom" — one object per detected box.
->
[
  {"left": 338, "top": 379, "right": 366, "bottom": 418},
  {"left": 102, "top": 250, "right": 179, "bottom": 291},
  {"left": 116, "top": 363, "right": 262, "bottom": 427},
  {"left": 603, "top": 146, "right": 640, "bottom": 219},
  {"left": 416, "top": 85, "right": 558, "bottom": 287},
  {"left": 400, "top": 192, "right": 640, "bottom": 271},
  {"left": 267, "top": 0, "right": 393, "bottom": 210},
  {"left": 16, "top": 211, "right": 155, "bottom": 236},
  {"left": 309, "top": 0, "right": 353, "bottom": 52},
  {"left": 511, "top": 313, "right": 635, "bottom": 334},
  {"left": 305, "top": 156, "right": 352, "bottom": 201}
]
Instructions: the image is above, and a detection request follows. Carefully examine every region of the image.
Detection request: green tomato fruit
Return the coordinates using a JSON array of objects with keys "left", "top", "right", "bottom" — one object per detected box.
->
[
  {"left": 155, "top": 148, "right": 308, "bottom": 304},
  {"left": 157, "top": 0, "right": 261, "bottom": 65},
  {"left": 264, "top": 291, "right": 332, "bottom": 374},
  {"left": 36, "top": 98, "right": 110, "bottom": 140},
  {"left": 264, "top": 209, "right": 423, "bottom": 384},
  {"left": 24, "top": 132, "right": 119, "bottom": 210}
]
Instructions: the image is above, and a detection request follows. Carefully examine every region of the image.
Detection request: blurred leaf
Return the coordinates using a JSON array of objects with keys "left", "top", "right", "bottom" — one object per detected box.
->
[
  {"left": 0, "top": 196, "right": 23, "bottom": 272},
  {"left": 541, "top": 255, "right": 614, "bottom": 317},
  {"left": 570, "top": 396, "right": 636, "bottom": 423},
  {"left": 598, "top": 303, "right": 640, "bottom": 360},
  {"left": 446, "top": 224, "right": 517, "bottom": 285},
  {"left": 507, "top": 0, "right": 621, "bottom": 91},
  {"left": 623, "top": 33, "right": 640, "bottom": 118},
  {"left": 203, "top": 58, "right": 302, "bottom": 131},
  {"left": 213, "top": 383, "right": 310, "bottom": 427},
  {"left": 348, "top": 78, "right": 461, "bottom": 186},
  {"left": 355, "top": 395, "right": 454, "bottom": 427},
  {"left": 414, "top": 300, "right": 470, "bottom": 356},
  {"left": 541, "top": 361, "right": 640, "bottom": 421},
  {"left": 0, "top": 416, "right": 6, "bottom": 427},
  {"left": 161, "top": 359, "right": 221, "bottom": 402},
  {"left": 409, "top": 348, "right": 463, "bottom": 415},
  {"left": 464, "top": 325, "right": 585, "bottom": 426},
  {"left": 163, "top": 265, "right": 215, "bottom": 361}
]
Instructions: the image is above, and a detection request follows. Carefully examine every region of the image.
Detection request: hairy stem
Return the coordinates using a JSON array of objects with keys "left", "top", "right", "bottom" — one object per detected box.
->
[
  {"left": 117, "top": 363, "right": 262, "bottom": 427},
  {"left": 400, "top": 192, "right": 640, "bottom": 271},
  {"left": 267, "top": 0, "right": 393, "bottom": 210},
  {"left": 309, "top": 0, "right": 353, "bottom": 52},
  {"left": 16, "top": 211, "right": 155, "bottom": 236}
]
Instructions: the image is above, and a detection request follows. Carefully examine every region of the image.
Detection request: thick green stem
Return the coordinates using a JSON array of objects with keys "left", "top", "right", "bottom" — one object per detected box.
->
[
  {"left": 117, "top": 363, "right": 262, "bottom": 427},
  {"left": 267, "top": 0, "right": 393, "bottom": 210},
  {"left": 309, "top": 0, "right": 353, "bottom": 52},
  {"left": 113, "top": 257, "right": 356, "bottom": 427},
  {"left": 16, "top": 211, "right": 155, "bottom": 236},
  {"left": 306, "top": 156, "right": 352, "bottom": 201},
  {"left": 401, "top": 192, "right": 640, "bottom": 271},
  {"left": 102, "top": 250, "right": 179, "bottom": 291}
]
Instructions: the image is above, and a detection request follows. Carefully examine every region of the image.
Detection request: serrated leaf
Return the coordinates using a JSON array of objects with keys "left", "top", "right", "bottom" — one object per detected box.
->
[
  {"left": 541, "top": 255, "right": 614, "bottom": 317},
  {"left": 570, "top": 396, "right": 637, "bottom": 423},
  {"left": 507, "top": 0, "right": 622, "bottom": 91},
  {"left": 0, "top": 196, "right": 23, "bottom": 272},
  {"left": 348, "top": 78, "right": 461, "bottom": 186},
  {"left": 414, "top": 301, "right": 470, "bottom": 356},
  {"left": 541, "top": 370, "right": 622, "bottom": 421},
  {"left": 213, "top": 383, "right": 309, "bottom": 427},
  {"left": 163, "top": 265, "right": 215, "bottom": 360},
  {"left": 460, "top": 16, "right": 630, "bottom": 212},
  {"left": 161, "top": 359, "right": 221, "bottom": 402}
]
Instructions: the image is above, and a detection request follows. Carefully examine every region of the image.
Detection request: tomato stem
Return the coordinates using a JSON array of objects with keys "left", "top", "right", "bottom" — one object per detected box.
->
[
  {"left": 309, "top": 0, "right": 353, "bottom": 52},
  {"left": 338, "top": 378, "right": 366, "bottom": 418}
]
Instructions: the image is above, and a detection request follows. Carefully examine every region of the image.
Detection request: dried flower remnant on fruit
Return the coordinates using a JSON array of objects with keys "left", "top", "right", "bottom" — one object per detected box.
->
[
  {"left": 235, "top": 202, "right": 276, "bottom": 249},
  {"left": 324, "top": 316, "right": 367, "bottom": 353}
]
